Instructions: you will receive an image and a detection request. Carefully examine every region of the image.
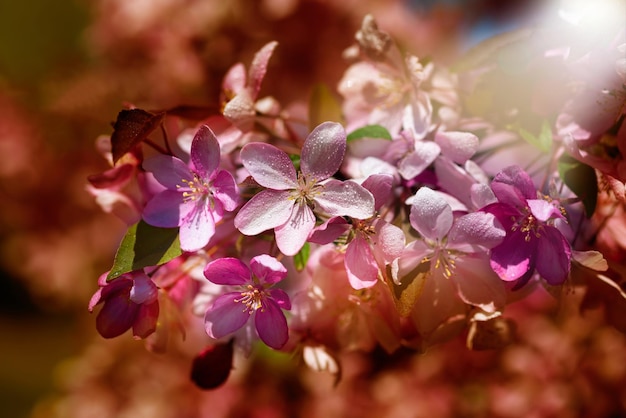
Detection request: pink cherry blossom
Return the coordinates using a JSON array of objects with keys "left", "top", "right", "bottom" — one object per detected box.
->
[
  {"left": 234, "top": 122, "right": 375, "bottom": 255},
  {"left": 142, "top": 125, "right": 239, "bottom": 252},
  {"left": 89, "top": 270, "right": 159, "bottom": 339},
  {"left": 484, "top": 165, "right": 572, "bottom": 285},
  {"left": 203, "top": 255, "right": 291, "bottom": 350},
  {"left": 393, "top": 187, "right": 506, "bottom": 340}
]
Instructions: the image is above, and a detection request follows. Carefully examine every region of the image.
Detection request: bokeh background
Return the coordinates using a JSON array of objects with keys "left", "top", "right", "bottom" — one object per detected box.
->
[{"left": 1, "top": 1, "right": 624, "bottom": 417}]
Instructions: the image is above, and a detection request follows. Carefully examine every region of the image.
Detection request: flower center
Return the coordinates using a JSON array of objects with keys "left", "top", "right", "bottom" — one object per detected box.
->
[
  {"left": 292, "top": 172, "right": 322, "bottom": 204},
  {"left": 179, "top": 174, "right": 211, "bottom": 203},
  {"left": 511, "top": 211, "right": 543, "bottom": 242},
  {"left": 235, "top": 285, "right": 266, "bottom": 314}
]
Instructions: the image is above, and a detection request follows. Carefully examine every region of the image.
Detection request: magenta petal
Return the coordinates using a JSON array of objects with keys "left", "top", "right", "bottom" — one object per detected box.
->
[
  {"left": 309, "top": 217, "right": 349, "bottom": 244},
  {"left": 143, "top": 190, "right": 186, "bottom": 228},
  {"left": 249, "top": 254, "right": 287, "bottom": 285},
  {"left": 240, "top": 143, "right": 297, "bottom": 189},
  {"left": 345, "top": 236, "right": 378, "bottom": 289},
  {"left": 179, "top": 202, "right": 215, "bottom": 251},
  {"left": 204, "top": 293, "right": 250, "bottom": 339},
  {"left": 129, "top": 273, "right": 158, "bottom": 304},
  {"left": 234, "top": 189, "right": 293, "bottom": 235},
  {"left": 361, "top": 173, "right": 393, "bottom": 211},
  {"left": 535, "top": 226, "right": 571, "bottom": 285},
  {"left": 212, "top": 169, "right": 239, "bottom": 211},
  {"left": 132, "top": 300, "right": 159, "bottom": 339},
  {"left": 301, "top": 122, "right": 346, "bottom": 180},
  {"left": 96, "top": 296, "right": 137, "bottom": 338},
  {"left": 204, "top": 257, "right": 251, "bottom": 285},
  {"left": 491, "top": 165, "right": 537, "bottom": 206},
  {"left": 490, "top": 232, "right": 535, "bottom": 281},
  {"left": 527, "top": 199, "right": 563, "bottom": 222},
  {"left": 268, "top": 288, "right": 291, "bottom": 310},
  {"left": 143, "top": 155, "right": 193, "bottom": 189},
  {"left": 315, "top": 180, "right": 374, "bottom": 219},
  {"left": 190, "top": 125, "right": 220, "bottom": 179},
  {"left": 274, "top": 203, "right": 316, "bottom": 256},
  {"left": 409, "top": 187, "right": 453, "bottom": 241},
  {"left": 254, "top": 300, "right": 289, "bottom": 349}
]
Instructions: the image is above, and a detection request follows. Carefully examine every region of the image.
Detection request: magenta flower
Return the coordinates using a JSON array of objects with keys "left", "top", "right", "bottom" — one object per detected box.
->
[
  {"left": 484, "top": 165, "right": 572, "bottom": 285},
  {"left": 142, "top": 125, "right": 239, "bottom": 252},
  {"left": 89, "top": 271, "right": 159, "bottom": 339},
  {"left": 234, "top": 122, "right": 375, "bottom": 255},
  {"left": 203, "top": 255, "right": 291, "bottom": 349}
]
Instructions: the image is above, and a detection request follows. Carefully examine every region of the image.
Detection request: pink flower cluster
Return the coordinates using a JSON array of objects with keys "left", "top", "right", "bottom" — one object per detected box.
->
[{"left": 87, "top": 12, "right": 624, "bottom": 388}]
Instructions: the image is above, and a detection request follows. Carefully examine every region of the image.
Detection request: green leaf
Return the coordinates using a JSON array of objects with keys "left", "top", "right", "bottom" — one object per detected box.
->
[
  {"left": 107, "top": 220, "right": 182, "bottom": 281},
  {"left": 293, "top": 242, "right": 310, "bottom": 272},
  {"left": 513, "top": 119, "right": 553, "bottom": 152},
  {"left": 558, "top": 154, "right": 598, "bottom": 218},
  {"left": 308, "top": 83, "right": 343, "bottom": 130},
  {"left": 347, "top": 125, "right": 392, "bottom": 142}
]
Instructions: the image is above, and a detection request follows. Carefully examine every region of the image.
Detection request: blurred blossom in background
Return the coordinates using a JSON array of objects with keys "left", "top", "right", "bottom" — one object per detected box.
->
[{"left": 0, "top": 0, "right": 625, "bottom": 417}]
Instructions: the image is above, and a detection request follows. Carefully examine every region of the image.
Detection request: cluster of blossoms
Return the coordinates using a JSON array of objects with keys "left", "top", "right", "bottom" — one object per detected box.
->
[{"left": 87, "top": 9, "right": 625, "bottom": 388}]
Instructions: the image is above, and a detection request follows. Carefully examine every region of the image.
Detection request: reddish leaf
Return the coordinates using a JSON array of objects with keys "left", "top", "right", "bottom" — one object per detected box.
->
[
  {"left": 111, "top": 109, "right": 164, "bottom": 164},
  {"left": 190, "top": 340, "right": 234, "bottom": 390}
]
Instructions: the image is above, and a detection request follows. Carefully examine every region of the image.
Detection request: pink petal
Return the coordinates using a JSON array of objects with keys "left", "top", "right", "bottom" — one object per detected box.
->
[
  {"left": 204, "top": 293, "right": 251, "bottom": 339},
  {"left": 234, "top": 189, "right": 294, "bottom": 235},
  {"left": 491, "top": 165, "right": 537, "bottom": 206},
  {"left": 535, "top": 226, "right": 571, "bottom": 285},
  {"left": 412, "top": 270, "right": 463, "bottom": 337},
  {"left": 274, "top": 202, "right": 316, "bottom": 256},
  {"left": 301, "top": 122, "right": 346, "bottom": 180},
  {"left": 345, "top": 236, "right": 379, "bottom": 289},
  {"left": 179, "top": 201, "right": 215, "bottom": 251},
  {"left": 223, "top": 90, "right": 255, "bottom": 130},
  {"left": 204, "top": 257, "right": 251, "bottom": 286},
  {"left": 527, "top": 199, "right": 563, "bottom": 222},
  {"left": 142, "top": 190, "right": 188, "bottom": 228},
  {"left": 143, "top": 155, "right": 193, "bottom": 190},
  {"left": 452, "top": 256, "right": 506, "bottom": 312},
  {"left": 434, "top": 131, "right": 479, "bottom": 164},
  {"left": 212, "top": 170, "right": 239, "bottom": 212},
  {"left": 190, "top": 125, "right": 220, "bottom": 179},
  {"left": 314, "top": 180, "right": 374, "bottom": 219},
  {"left": 398, "top": 141, "right": 440, "bottom": 179},
  {"left": 361, "top": 173, "right": 394, "bottom": 210},
  {"left": 248, "top": 41, "right": 278, "bottom": 97},
  {"left": 129, "top": 273, "right": 158, "bottom": 304},
  {"left": 448, "top": 212, "right": 505, "bottom": 250},
  {"left": 249, "top": 254, "right": 287, "bottom": 285},
  {"left": 409, "top": 187, "right": 453, "bottom": 241},
  {"left": 375, "top": 221, "right": 406, "bottom": 262},
  {"left": 240, "top": 143, "right": 297, "bottom": 189},
  {"left": 309, "top": 217, "right": 350, "bottom": 244},
  {"left": 254, "top": 300, "right": 289, "bottom": 349},
  {"left": 222, "top": 62, "right": 246, "bottom": 94}
]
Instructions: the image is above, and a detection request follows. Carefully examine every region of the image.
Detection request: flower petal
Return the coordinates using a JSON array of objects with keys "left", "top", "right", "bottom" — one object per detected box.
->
[
  {"left": 142, "top": 190, "right": 187, "bottom": 228},
  {"left": 314, "top": 180, "right": 374, "bottom": 219},
  {"left": 254, "top": 300, "right": 289, "bottom": 349},
  {"left": 268, "top": 288, "right": 291, "bottom": 310},
  {"left": 240, "top": 143, "right": 297, "bottom": 189},
  {"left": 527, "top": 199, "right": 563, "bottom": 222},
  {"left": 434, "top": 131, "right": 479, "bottom": 164},
  {"left": 409, "top": 187, "right": 453, "bottom": 241},
  {"left": 448, "top": 212, "right": 505, "bottom": 250},
  {"left": 204, "top": 257, "right": 251, "bottom": 285},
  {"left": 132, "top": 300, "right": 159, "bottom": 339},
  {"left": 129, "top": 273, "right": 159, "bottom": 304},
  {"left": 179, "top": 201, "right": 215, "bottom": 251},
  {"left": 398, "top": 140, "right": 440, "bottom": 180},
  {"left": 248, "top": 41, "right": 278, "bottom": 96},
  {"left": 249, "top": 254, "right": 287, "bottom": 285},
  {"left": 345, "top": 235, "right": 379, "bottom": 289},
  {"left": 204, "top": 293, "right": 251, "bottom": 339},
  {"left": 274, "top": 202, "right": 316, "bottom": 256},
  {"left": 491, "top": 165, "right": 537, "bottom": 207},
  {"left": 190, "top": 125, "right": 220, "bottom": 179},
  {"left": 361, "top": 173, "right": 394, "bottom": 211},
  {"left": 301, "top": 122, "right": 346, "bottom": 180},
  {"left": 234, "top": 190, "right": 293, "bottom": 235},
  {"left": 212, "top": 169, "right": 239, "bottom": 211},
  {"left": 143, "top": 154, "right": 193, "bottom": 190},
  {"left": 453, "top": 256, "right": 506, "bottom": 312},
  {"left": 535, "top": 226, "right": 571, "bottom": 285},
  {"left": 489, "top": 232, "right": 535, "bottom": 281},
  {"left": 96, "top": 295, "right": 137, "bottom": 338}
]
